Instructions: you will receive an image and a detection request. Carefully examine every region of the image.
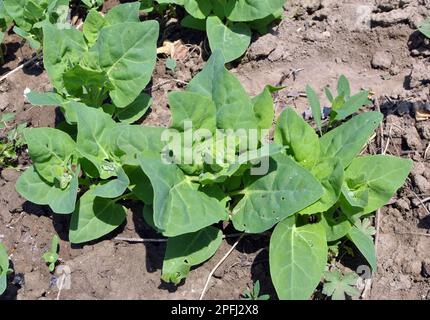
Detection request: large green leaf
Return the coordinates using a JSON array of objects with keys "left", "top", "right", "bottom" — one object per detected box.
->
[
  {"left": 168, "top": 91, "right": 217, "bottom": 132},
  {"left": 162, "top": 226, "right": 222, "bottom": 284},
  {"left": 74, "top": 103, "right": 117, "bottom": 177},
  {"left": 24, "top": 128, "right": 76, "bottom": 184},
  {"left": 187, "top": 50, "right": 258, "bottom": 130},
  {"left": 225, "top": 0, "right": 286, "bottom": 22},
  {"left": 206, "top": 15, "right": 251, "bottom": 63},
  {"left": 16, "top": 165, "right": 78, "bottom": 214},
  {"left": 90, "top": 20, "right": 159, "bottom": 108},
  {"left": 274, "top": 108, "right": 320, "bottom": 169},
  {"left": 270, "top": 216, "right": 327, "bottom": 300},
  {"left": 69, "top": 188, "right": 127, "bottom": 243},
  {"left": 232, "top": 154, "right": 324, "bottom": 233},
  {"left": 300, "top": 157, "right": 343, "bottom": 215},
  {"left": 319, "top": 112, "right": 383, "bottom": 168},
  {"left": 43, "top": 23, "right": 88, "bottom": 92},
  {"left": 138, "top": 153, "right": 228, "bottom": 237},
  {"left": 341, "top": 155, "right": 412, "bottom": 216},
  {"left": 347, "top": 225, "right": 376, "bottom": 272}
]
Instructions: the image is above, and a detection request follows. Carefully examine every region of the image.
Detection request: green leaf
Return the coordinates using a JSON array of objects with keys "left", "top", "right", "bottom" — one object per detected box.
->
[
  {"left": 110, "top": 124, "right": 165, "bottom": 166},
  {"left": 332, "top": 91, "right": 371, "bottom": 121},
  {"left": 83, "top": 9, "right": 106, "bottom": 45},
  {"left": 323, "top": 270, "right": 360, "bottom": 300},
  {"left": 319, "top": 112, "right": 383, "bottom": 168},
  {"left": 274, "top": 108, "right": 320, "bottom": 169},
  {"left": 43, "top": 23, "right": 88, "bottom": 92},
  {"left": 92, "top": 166, "right": 130, "bottom": 199},
  {"left": 89, "top": 20, "right": 159, "bottom": 108},
  {"left": 325, "top": 87, "right": 334, "bottom": 103},
  {"left": 24, "top": 128, "right": 76, "bottom": 184},
  {"left": 187, "top": 50, "right": 258, "bottom": 130},
  {"left": 69, "top": 188, "right": 127, "bottom": 244},
  {"left": 419, "top": 17, "right": 430, "bottom": 38},
  {"left": 337, "top": 75, "right": 350, "bottom": 99},
  {"left": 300, "top": 157, "right": 343, "bottom": 215},
  {"left": 166, "top": 58, "right": 177, "bottom": 71},
  {"left": 321, "top": 209, "right": 352, "bottom": 242},
  {"left": 16, "top": 165, "right": 79, "bottom": 214},
  {"left": 124, "top": 165, "right": 153, "bottom": 204},
  {"left": 0, "top": 243, "right": 8, "bottom": 295},
  {"left": 104, "top": 2, "right": 140, "bottom": 25},
  {"left": 341, "top": 155, "right": 412, "bottom": 216},
  {"left": 225, "top": 0, "right": 286, "bottom": 22},
  {"left": 305, "top": 85, "right": 321, "bottom": 133},
  {"left": 206, "top": 15, "right": 251, "bottom": 63},
  {"left": 115, "top": 93, "right": 152, "bottom": 124},
  {"left": 270, "top": 216, "right": 327, "bottom": 300},
  {"left": 26, "top": 91, "right": 64, "bottom": 106},
  {"left": 162, "top": 226, "right": 222, "bottom": 284},
  {"left": 74, "top": 103, "right": 117, "bottom": 177},
  {"left": 138, "top": 153, "right": 228, "bottom": 237},
  {"left": 168, "top": 91, "right": 217, "bottom": 132},
  {"left": 252, "top": 85, "right": 276, "bottom": 130},
  {"left": 181, "top": 15, "right": 206, "bottom": 31},
  {"left": 232, "top": 154, "right": 324, "bottom": 233},
  {"left": 183, "top": 0, "right": 212, "bottom": 19},
  {"left": 347, "top": 225, "right": 377, "bottom": 272}
]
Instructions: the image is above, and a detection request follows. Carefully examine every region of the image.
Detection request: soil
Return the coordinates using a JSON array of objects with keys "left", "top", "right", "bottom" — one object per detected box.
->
[{"left": 0, "top": 0, "right": 429, "bottom": 300}]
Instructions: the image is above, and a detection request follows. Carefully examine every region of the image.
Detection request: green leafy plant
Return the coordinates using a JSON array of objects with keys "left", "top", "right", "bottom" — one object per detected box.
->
[
  {"left": 242, "top": 280, "right": 270, "bottom": 300},
  {"left": 306, "top": 75, "right": 372, "bottom": 131},
  {"left": 419, "top": 17, "right": 430, "bottom": 38},
  {"left": 322, "top": 269, "right": 360, "bottom": 300},
  {"left": 0, "top": 243, "right": 11, "bottom": 295},
  {"left": 42, "top": 235, "right": 60, "bottom": 272},
  {"left": 0, "top": 113, "right": 27, "bottom": 168},
  {"left": 26, "top": 2, "right": 159, "bottom": 123},
  {"left": 2, "top": 0, "right": 70, "bottom": 49},
  {"left": 144, "top": 0, "right": 286, "bottom": 62},
  {"left": 16, "top": 50, "right": 412, "bottom": 300}
]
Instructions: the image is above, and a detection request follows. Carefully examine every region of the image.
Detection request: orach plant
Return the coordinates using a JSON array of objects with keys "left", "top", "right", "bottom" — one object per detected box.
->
[
  {"left": 16, "top": 46, "right": 412, "bottom": 299},
  {"left": 26, "top": 2, "right": 159, "bottom": 123},
  {"left": 143, "top": 0, "right": 286, "bottom": 62}
]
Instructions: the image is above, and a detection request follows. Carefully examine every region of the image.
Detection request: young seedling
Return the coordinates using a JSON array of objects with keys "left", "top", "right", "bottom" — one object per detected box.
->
[
  {"left": 306, "top": 75, "right": 372, "bottom": 130},
  {"left": 0, "top": 113, "right": 27, "bottom": 168},
  {"left": 43, "top": 235, "right": 60, "bottom": 273},
  {"left": 242, "top": 280, "right": 270, "bottom": 300},
  {"left": 323, "top": 269, "right": 360, "bottom": 300},
  {"left": 165, "top": 58, "right": 177, "bottom": 71}
]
